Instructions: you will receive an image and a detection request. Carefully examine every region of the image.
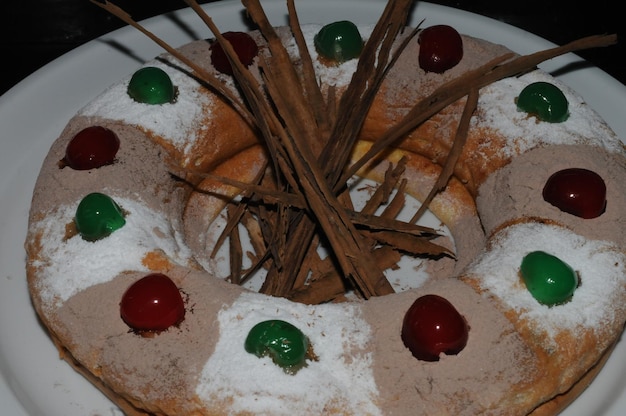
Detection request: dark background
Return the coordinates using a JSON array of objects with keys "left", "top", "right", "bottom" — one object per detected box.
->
[{"left": 1, "top": 0, "right": 623, "bottom": 96}]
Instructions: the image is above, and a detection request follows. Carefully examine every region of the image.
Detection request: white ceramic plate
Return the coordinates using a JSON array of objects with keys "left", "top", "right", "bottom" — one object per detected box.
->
[{"left": 1, "top": 1, "right": 625, "bottom": 414}]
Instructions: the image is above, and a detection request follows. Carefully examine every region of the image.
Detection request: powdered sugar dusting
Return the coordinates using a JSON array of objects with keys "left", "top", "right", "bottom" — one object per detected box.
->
[
  {"left": 468, "top": 222, "right": 626, "bottom": 346},
  {"left": 79, "top": 59, "right": 213, "bottom": 155},
  {"left": 300, "top": 24, "right": 363, "bottom": 88},
  {"left": 31, "top": 196, "right": 192, "bottom": 308},
  {"left": 477, "top": 70, "right": 621, "bottom": 158},
  {"left": 196, "top": 291, "right": 381, "bottom": 415}
]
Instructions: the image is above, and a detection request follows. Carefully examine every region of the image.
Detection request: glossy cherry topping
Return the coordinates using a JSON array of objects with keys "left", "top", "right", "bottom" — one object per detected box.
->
[
  {"left": 418, "top": 25, "right": 463, "bottom": 73},
  {"left": 520, "top": 251, "right": 578, "bottom": 306},
  {"left": 210, "top": 31, "right": 260, "bottom": 75},
  {"left": 127, "top": 66, "right": 176, "bottom": 104},
  {"left": 517, "top": 81, "right": 569, "bottom": 122},
  {"left": 74, "top": 192, "right": 126, "bottom": 241},
  {"left": 63, "top": 126, "right": 120, "bottom": 170},
  {"left": 543, "top": 168, "right": 606, "bottom": 219},
  {"left": 314, "top": 20, "right": 364, "bottom": 63},
  {"left": 244, "top": 320, "right": 310, "bottom": 374},
  {"left": 401, "top": 294, "right": 469, "bottom": 361},
  {"left": 120, "top": 273, "right": 185, "bottom": 333}
]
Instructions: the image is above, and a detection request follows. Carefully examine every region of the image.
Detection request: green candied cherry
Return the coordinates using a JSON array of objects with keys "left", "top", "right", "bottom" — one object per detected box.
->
[
  {"left": 314, "top": 20, "right": 363, "bottom": 63},
  {"left": 75, "top": 192, "right": 125, "bottom": 241},
  {"left": 517, "top": 81, "right": 569, "bottom": 123},
  {"left": 244, "top": 319, "right": 310, "bottom": 374},
  {"left": 520, "top": 251, "right": 578, "bottom": 306},
  {"left": 127, "top": 66, "right": 176, "bottom": 104}
]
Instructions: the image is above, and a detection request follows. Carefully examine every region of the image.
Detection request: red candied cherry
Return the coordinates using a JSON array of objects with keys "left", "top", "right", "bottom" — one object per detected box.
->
[
  {"left": 127, "top": 66, "right": 176, "bottom": 104},
  {"left": 63, "top": 126, "right": 120, "bottom": 170},
  {"left": 244, "top": 320, "right": 310, "bottom": 374},
  {"left": 314, "top": 20, "right": 364, "bottom": 63},
  {"left": 120, "top": 273, "right": 185, "bottom": 333},
  {"left": 543, "top": 168, "right": 606, "bottom": 219},
  {"left": 521, "top": 251, "right": 578, "bottom": 306},
  {"left": 210, "top": 31, "right": 259, "bottom": 75},
  {"left": 418, "top": 25, "right": 463, "bottom": 73},
  {"left": 517, "top": 82, "right": 569, "bottom": 123},
  {"left": 75, "top": 192, "right": 125, "bottom": 241},
  {"left": 401, "top": 294, "right": 469, "bottom": 361}
]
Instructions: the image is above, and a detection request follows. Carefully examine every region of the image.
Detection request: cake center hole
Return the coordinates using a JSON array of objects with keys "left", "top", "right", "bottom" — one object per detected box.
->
[{"left": 202, "top": 176, "right": 456, "bottom": 296}]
